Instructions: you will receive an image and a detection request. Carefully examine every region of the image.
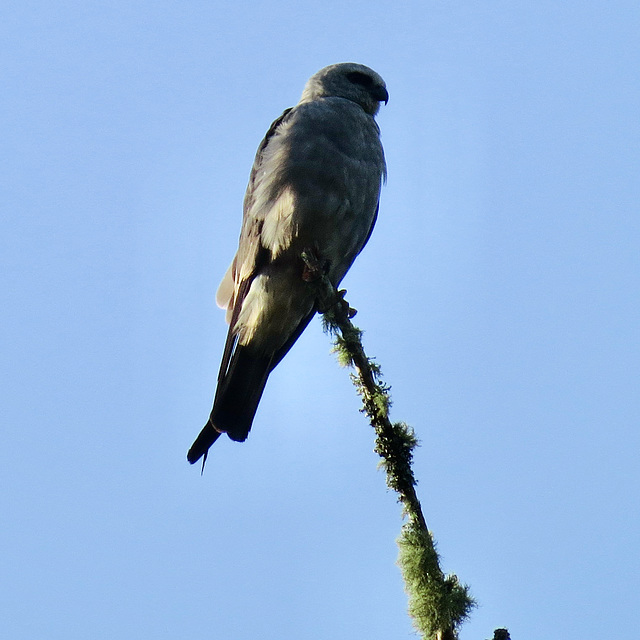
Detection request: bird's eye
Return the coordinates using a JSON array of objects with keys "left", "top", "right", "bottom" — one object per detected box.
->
[{"left": 346, "top": 71, "right": 374, "bottom": 88}]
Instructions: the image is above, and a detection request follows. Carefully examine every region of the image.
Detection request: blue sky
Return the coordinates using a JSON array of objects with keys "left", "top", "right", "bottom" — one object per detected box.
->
[{"left": 2, "top": 2, "right": 639, "bottom": 638}]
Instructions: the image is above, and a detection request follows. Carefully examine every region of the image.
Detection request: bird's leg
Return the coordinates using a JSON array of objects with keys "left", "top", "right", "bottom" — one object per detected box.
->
[
  {"left": 301, "top": 249, "right": 357, "bottom": 318},
  {"left": 300, "top": 248, "right": 327, "bottom": 282}
]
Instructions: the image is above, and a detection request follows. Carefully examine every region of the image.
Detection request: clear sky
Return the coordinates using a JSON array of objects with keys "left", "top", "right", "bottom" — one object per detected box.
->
[{"left": 2, "top": 2, "right": 639, "bottom": 638}]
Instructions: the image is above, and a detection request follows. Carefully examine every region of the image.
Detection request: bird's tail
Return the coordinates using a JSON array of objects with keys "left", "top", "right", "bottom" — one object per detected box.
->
[
  {"left": 186, "top": 422, "right": 222, "bottom": 466},
  {"left": 187, "top": 347, "right": 272, "bottom": 465}
]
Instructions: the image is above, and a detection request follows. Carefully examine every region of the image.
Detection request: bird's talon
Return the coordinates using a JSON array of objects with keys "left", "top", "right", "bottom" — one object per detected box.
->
[{"left": 301, "top": 249, "right": 325, "bottom": 282}]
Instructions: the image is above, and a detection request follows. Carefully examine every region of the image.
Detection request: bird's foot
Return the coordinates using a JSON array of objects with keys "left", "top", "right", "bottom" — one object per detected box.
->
[
  {"left": 337, "top": 289, "right": 358, "bottom": 318},
  {"left": 301, "top": 250, "right": 356, "bottom": 318},
  {"left": 301, "top": 248, "right": 328, "bottom": 282}
]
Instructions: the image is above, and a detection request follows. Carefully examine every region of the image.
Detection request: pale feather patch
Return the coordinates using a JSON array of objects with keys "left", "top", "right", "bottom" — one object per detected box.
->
[
  {"left": 216, "top": 262, "right": 234, "bottom": 311},
  {"left": 233, "top": 275, "right": 269, "bottom": 345},
  {"left": 260, "top": 187, "right": 296, "bottom": 257},
  {"left": 233, "top": 271, "right": 312, "bottom": 353}
]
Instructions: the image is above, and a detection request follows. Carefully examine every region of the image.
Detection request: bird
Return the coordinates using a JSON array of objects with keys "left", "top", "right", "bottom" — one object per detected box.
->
[{"left": 187, "top": 62, "right": 388, "bottom": 466}]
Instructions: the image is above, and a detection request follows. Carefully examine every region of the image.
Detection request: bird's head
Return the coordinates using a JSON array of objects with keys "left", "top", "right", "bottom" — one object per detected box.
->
[{"left": 300, "top": 62, "right": 388, "bottom": 116}]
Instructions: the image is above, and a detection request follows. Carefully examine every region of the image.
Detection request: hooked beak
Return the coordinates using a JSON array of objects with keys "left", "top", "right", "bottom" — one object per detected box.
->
[{"left": 375, "top": 85, "right": 389, "bottom": 105}]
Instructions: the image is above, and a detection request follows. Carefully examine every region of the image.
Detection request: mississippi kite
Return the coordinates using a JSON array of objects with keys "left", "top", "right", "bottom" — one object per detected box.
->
[{"left": 187, "top": 62, "right": 388, "bottom": 465}]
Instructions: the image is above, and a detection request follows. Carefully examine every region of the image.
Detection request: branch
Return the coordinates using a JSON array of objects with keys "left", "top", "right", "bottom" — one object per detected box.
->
[{"left": 303, "top": 255, "right": 475, "bottom": 640}]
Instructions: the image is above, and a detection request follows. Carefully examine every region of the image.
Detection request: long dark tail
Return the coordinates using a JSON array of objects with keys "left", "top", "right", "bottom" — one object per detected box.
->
[
  {"left": 186, "top": 422, "right": 222, "bottom": 465},
  {"left": 187, "top": 347, "right": 272, "bottom": 465}
]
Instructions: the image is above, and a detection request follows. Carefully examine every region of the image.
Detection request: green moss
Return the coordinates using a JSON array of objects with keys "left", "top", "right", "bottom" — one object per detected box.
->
[{"left": 311, "top": 274, "right": 475, "bottom": 640}]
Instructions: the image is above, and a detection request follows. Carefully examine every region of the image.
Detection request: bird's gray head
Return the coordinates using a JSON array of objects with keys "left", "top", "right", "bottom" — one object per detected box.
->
[{"left": 300, "top": 63, "right": 388, "bottom": 116}]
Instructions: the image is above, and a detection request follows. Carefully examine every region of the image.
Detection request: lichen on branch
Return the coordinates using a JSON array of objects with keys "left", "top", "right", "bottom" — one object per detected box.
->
[{"left": 302, "top": 260, "right": 475, "bottom": 640}]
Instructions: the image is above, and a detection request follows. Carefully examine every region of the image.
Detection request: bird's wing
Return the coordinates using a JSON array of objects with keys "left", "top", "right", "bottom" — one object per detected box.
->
[
  {"left": 216, "top": 108, "right": 294, "bottom": 319},
  {"left": 215, "top": 107, "right": 295, "bottom": 381}
]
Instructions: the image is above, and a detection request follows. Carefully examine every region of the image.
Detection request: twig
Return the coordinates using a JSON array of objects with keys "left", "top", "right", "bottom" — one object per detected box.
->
[{"left": 303, "top": 253, "right": 475, "bottom": 640}]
